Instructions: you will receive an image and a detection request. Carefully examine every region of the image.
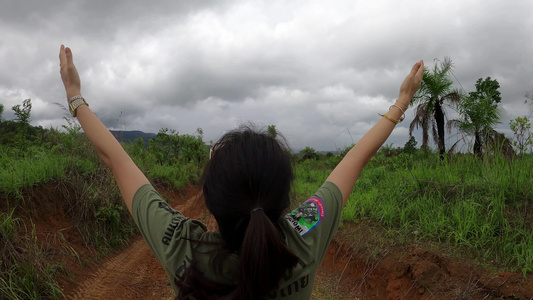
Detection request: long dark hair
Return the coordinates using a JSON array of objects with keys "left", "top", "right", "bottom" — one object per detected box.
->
[{"left": 176, "top": 125, "right": 299, "bottom": 299}]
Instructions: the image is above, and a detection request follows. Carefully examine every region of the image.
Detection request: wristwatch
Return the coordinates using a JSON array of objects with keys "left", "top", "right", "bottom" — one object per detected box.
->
[{"left": 68, "top": 96, "right": 88, "bottom": 117}]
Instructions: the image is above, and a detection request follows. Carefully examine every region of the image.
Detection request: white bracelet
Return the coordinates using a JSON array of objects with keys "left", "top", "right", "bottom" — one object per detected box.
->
[{"left": 389, "top": 104, "right": 406, "bottom": 122}]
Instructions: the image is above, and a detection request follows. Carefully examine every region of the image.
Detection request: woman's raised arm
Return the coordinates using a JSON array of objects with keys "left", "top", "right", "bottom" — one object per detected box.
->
[
  {"left": 59, "top": 45, "right": 149, "bottom": 213},
  {"left": 326, "top": 60, "right": 424, "bottom": 206}
]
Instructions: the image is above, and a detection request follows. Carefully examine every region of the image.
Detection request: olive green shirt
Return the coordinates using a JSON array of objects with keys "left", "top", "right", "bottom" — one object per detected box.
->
[{"left": 132, "top": 181, "right": 342, "bottom": 299}]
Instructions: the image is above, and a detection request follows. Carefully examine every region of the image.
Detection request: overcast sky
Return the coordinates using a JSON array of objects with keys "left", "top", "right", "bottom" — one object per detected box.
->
[{"left": 0, "top": 0, "right": 531, "bottom": 151}]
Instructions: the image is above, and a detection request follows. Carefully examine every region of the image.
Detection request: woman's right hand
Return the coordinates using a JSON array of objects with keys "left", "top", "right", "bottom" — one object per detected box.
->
[{"left": 59, "top": 45, "right": 82, "bottom": 100}]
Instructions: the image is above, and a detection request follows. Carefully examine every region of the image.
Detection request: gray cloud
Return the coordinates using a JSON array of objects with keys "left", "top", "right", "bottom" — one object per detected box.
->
[{"left": 0, "top": 0, "right": 531, "bottom": 151}]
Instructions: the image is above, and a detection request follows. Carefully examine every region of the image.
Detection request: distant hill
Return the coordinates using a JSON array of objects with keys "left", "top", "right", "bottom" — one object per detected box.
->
[{"left": 110, "top": 130, "right": 157, "bottom": 144}]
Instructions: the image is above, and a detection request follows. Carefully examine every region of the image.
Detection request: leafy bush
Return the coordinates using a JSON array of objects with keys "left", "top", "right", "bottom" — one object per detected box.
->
[{"left": 126, "top": 128, "right": 208, "bottom": 188}]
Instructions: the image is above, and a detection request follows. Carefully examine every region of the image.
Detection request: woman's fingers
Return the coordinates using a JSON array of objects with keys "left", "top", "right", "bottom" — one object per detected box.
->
[
  {"left": 58, "top": 44, "right": 81, "bottom": 99},
  {"left": 415, "top": 60, "right": 424, "bottom": 85},
  {"left": 399, "top": 60, "right": 424, "bottom": 98},
  {"left": 417, "top": 60, "right": 424, "bottom": 77},
  {"left": 65, "top": 47, "right": 74, "bottom": 66},
  {"left": 59, "top": 45, "right": 66, "bottom": 74}
]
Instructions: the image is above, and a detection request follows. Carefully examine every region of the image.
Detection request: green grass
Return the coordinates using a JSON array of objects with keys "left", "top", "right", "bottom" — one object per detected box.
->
[
  {"left": 0, "top": 147, "right": 70, "bottom": 197},
  {"left": 294, "top": 152, "right": 533, "bottom": 276}
]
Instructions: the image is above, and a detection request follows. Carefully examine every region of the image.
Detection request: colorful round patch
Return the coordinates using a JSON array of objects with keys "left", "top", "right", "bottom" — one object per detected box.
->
[{"left": 285, "top": 197, "right": 325, "bottom": 236}]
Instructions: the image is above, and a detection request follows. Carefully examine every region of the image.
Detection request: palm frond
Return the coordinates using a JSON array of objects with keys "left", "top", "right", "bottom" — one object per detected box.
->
[
  {"left": 410, "top": 103, "right": 432, "bottom": 150},
  {"left": 448, "top": 140, "right": 460, "bottom": 155},
  {"left": 431, "top": 122, "right": 439, "bottom": 146},
  {"left": 485, "top": 130, "right": 515, "bottom": 159},
  {"left": 447, "top": 119, "right": 461, "bottom": 134}
]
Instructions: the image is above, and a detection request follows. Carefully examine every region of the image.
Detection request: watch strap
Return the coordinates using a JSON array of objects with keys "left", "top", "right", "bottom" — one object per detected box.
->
[{"left": 69, "top": 97, "right": 88, "bottom": 117}]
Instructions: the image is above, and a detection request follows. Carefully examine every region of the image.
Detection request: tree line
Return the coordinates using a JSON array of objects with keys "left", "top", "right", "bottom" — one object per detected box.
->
[{"left": 409, "top": 57, "right": 532, "bottom": 159}]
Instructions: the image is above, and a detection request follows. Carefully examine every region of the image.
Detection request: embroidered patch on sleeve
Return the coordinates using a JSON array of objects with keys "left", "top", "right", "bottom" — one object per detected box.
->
[{"left": 285, "top": 197, "right": 325, "bottom": 236}]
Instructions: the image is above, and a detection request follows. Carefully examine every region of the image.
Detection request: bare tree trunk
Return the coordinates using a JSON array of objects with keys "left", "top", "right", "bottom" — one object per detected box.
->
[
  {"left": 474, "top": 131, "right": 482, "bottom": 158},
  {"left": 422, "top": 128, "right": 429, "bottom": 155},
  {"left": 435, "top": 102, "right": 446, "bottom": 160}
]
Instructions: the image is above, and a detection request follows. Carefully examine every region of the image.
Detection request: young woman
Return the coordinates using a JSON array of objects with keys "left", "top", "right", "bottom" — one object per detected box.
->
[{"left": 59, "top": 45, "right": 423, "bottom": 299}]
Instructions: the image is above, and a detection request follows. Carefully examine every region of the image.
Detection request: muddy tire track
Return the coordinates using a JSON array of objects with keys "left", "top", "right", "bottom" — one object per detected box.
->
[{"left": 66, "top": 237, "right": 174, "bottom": 300}]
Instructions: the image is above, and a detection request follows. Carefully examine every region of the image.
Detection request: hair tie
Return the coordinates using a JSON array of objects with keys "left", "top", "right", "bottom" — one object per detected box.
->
[{"left": 250, "top": 207, "right": 263, "bottom": 215}]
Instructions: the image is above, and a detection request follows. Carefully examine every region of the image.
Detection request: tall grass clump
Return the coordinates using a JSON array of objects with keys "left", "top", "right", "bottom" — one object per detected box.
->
[
  {"left": 59, "top": 164, "right": 138, "bottom": 253},
  {"left": 0, "top": 210, "right": 63, "bottom": 299}
]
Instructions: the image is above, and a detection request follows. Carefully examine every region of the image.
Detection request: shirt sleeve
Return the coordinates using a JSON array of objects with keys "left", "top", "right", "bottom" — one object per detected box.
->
[
  {"left": 131, "top": 184, "right": 207, "bottom": 268},
  {"left": 284, "top": 181, "right": 343, "bottom": 262}
]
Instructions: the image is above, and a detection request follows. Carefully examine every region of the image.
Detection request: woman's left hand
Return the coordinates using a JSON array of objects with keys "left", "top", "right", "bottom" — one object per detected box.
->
[{"left": 59, "top": 45, "right": 81, "bottom": 100}]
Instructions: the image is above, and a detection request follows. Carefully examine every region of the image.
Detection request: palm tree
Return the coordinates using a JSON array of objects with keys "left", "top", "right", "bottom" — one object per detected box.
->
[
  {"left": 267, "top": 124, "right": 277, "bottom": 139},
  {"left": 409, "top": 57, "right": 460, "bottom": 159},
  {"left": 453, "top": 77, "right": 502, "bottom": 157}
]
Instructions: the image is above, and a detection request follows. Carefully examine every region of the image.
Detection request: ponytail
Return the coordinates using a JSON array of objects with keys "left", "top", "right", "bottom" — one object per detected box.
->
[
  {"left": 230, "top": 210, "right": 298, "bottom": 300},
  {"left": 176, "top": 212, "right": 299, "bottom": 300}
]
